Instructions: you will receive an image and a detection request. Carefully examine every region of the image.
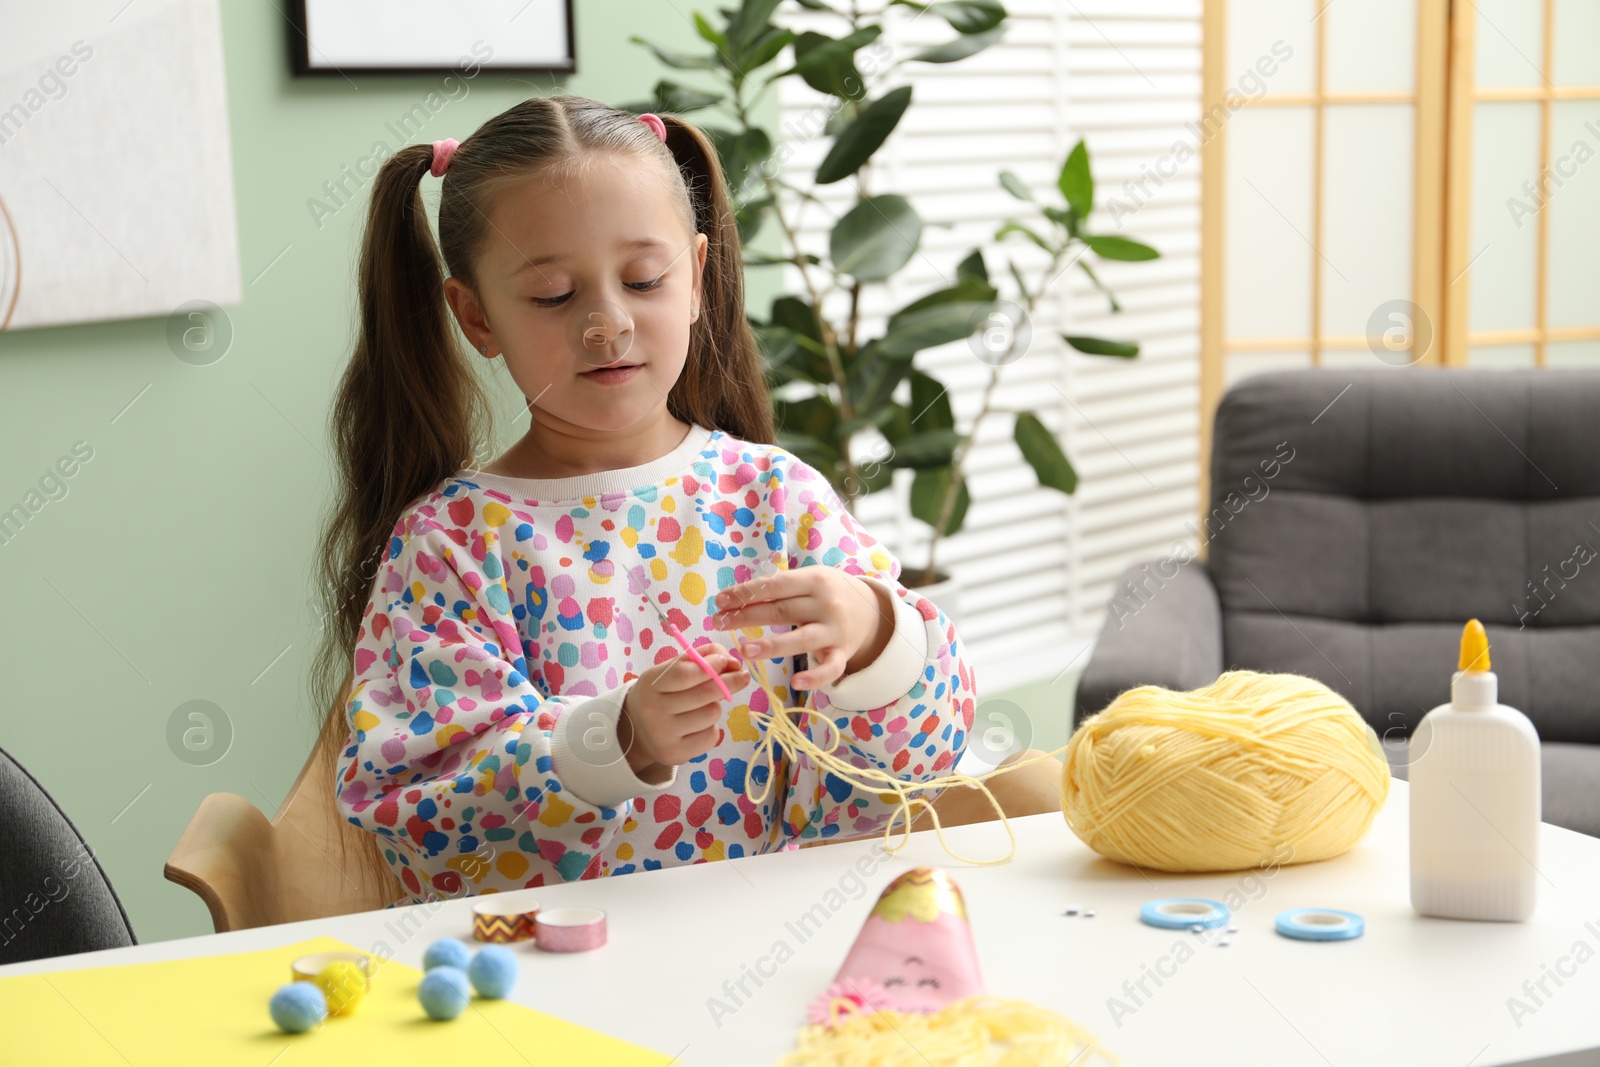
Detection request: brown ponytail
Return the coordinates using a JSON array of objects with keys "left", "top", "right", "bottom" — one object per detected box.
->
[{"left": 308, "top": 96, "right": 773, "bottom": 901}]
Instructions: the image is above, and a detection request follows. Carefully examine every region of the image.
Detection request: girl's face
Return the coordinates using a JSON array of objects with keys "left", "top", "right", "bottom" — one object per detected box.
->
[{"left": 445, "top": 154, "right": 707, "bottom": 432}]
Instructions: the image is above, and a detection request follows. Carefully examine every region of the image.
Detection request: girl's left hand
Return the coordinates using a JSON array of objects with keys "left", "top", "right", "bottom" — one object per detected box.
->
[{"left": 710, "top": 567, "right": 893, "bottom": 689}]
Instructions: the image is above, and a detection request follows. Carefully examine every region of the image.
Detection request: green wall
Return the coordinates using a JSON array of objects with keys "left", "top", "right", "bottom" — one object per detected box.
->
[
  {"left": 0, "top": 2, "right": 770, "bottom": 945},
  {"left": 0, "top": 2, "right": 1064, "bottom": 946}
]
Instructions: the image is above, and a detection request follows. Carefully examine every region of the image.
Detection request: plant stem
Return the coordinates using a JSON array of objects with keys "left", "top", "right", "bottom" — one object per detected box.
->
[{"left": 919, "top": 242, "right": 1068, "bottom": 583}]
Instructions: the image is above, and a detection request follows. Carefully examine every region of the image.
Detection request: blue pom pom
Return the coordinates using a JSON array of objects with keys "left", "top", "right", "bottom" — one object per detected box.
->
[
  {"left": 422, "top": 938, "right": 472, "bottom": 972},
  {"left": 467, "top": 945, "right": 518, "bottom": 999},
  {"left": 418, "top": 966, "right": 472, "bottom": 1020},
  {"left": 269, "top": 982, "right": 327, "bottom": 1034}
]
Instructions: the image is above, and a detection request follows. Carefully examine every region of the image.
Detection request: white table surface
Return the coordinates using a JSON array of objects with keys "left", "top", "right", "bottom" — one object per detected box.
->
[{"left": 6, "top": 780, "right": 1600, "bottom": 1067}]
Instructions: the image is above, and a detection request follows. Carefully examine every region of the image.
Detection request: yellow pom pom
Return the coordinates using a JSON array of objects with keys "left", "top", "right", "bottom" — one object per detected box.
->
[
  {"left": 315, "top": 961, "right": 367, "bottom": 1016},
  {"left": 1062, "top": 670, "right": 1390, "bottom": 872}
]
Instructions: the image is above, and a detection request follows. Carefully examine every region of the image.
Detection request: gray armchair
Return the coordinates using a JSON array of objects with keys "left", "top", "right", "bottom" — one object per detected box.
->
[{"left": 1075, "top": 368, "right": 1600, "bottom": 838}]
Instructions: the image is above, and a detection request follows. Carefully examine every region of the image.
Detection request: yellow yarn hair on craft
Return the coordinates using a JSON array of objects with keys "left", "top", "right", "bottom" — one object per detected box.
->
[
  {"left": 779, "top": 997, "right": 1121, "bottom": 1067},
  {"left": 1061, "top": 670, "right": 1390, "bottom": 873}
]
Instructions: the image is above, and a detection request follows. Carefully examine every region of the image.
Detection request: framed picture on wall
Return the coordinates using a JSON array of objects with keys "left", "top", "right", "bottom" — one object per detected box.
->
[{"left": 289, "top": 0, "right": 576, "bottom": 77}]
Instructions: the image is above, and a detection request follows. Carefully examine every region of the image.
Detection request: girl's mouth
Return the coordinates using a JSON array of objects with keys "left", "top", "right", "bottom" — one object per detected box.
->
[{"left": 579, "top": 363, "right": 644, "bottom": 385}]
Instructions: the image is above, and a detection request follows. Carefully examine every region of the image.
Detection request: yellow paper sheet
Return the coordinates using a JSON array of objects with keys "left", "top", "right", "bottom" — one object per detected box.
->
[{"left": 0, "top": 934, "right": 673, "bottom": 1066}]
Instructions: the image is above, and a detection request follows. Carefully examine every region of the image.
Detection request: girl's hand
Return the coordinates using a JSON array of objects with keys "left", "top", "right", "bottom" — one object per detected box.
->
[
  {"left": 619, "top": 641, "right": 749, "bottom": 779},
  {"left": 710, "top": 567, "right": 893, "bottom": 690}
]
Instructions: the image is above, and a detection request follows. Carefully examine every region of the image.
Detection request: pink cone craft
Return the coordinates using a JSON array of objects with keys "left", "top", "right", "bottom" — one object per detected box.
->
[{"left": 812, "top": 867, "right": 985, "bottom": 1021}]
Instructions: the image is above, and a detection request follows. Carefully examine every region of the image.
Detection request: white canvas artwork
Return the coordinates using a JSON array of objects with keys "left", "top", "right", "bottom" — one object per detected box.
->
[
  {"left": 0, "top": 0, "right": 240, "bottom": 332},
  {"left": 296, "top": 0, "right": 574, "bottom": 74}
]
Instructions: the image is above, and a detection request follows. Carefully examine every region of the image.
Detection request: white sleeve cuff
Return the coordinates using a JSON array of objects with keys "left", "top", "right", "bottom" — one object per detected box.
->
[
  {"left": 815, "top": 575, "right": 930, "bottom": 712},
  {"left": 548, "top": 682, "right": 677, "bottom": 809}
]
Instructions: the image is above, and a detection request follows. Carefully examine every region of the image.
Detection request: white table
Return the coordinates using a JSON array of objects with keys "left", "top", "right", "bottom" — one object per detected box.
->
[{"left": 6, "top": 780, "right": 1600, "bottom": 1067}]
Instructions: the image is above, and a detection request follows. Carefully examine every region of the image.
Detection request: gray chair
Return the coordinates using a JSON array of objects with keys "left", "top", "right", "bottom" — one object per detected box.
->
[
  {"left": 1076, "top": 368, "right": 1600, "bottom": 838},
  {"left": 0, "top": 744, "right": 137, "bottom": 964}
]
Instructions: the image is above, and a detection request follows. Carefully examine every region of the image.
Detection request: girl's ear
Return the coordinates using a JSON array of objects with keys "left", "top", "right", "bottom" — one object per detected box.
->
[
  {"left": 690, "top": 232, "right": 708, "bottom": 321},
  {"left": 444, "top": 277, "right": 494, "bottom": 356}
]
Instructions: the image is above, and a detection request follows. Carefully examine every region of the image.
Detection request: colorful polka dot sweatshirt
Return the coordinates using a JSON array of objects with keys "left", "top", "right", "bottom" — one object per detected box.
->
[{"left": 335, "top": 423, "right": 976, "bottom": 904}]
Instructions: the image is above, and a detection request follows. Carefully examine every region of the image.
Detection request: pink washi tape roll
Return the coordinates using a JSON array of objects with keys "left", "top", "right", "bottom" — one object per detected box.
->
[{"left": 535, "top": 907, "right": 607, "bottom": 952}]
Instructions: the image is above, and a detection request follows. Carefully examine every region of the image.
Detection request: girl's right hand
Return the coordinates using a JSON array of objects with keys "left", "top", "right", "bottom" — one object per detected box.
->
[{"left": 619, "top": 641, "right": 749, "bottom": 780}]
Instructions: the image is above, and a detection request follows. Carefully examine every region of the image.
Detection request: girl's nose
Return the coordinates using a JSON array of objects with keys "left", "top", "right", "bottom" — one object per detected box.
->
[{"left": 568, "top": 297, "right": 636, "bottom": 367}]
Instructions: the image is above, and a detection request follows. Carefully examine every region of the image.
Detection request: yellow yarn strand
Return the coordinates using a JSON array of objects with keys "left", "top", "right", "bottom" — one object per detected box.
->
[
  {"left": 730, "top": 634, "right": 1069, "bottom": 866},
  {"left": 777, "top": 997, "right": 1122, "bottom": 1067},
  {"left": 1060, "top": 670, "right": 1391, "bottom": 873}
]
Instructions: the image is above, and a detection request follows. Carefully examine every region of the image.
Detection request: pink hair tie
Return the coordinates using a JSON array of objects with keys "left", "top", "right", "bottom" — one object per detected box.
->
[
  {"left": 638, "top": 113, "right": 667, "bottom": 143},
  {"left": 431, "top": 138, "right": 459, "bottom": 177}
]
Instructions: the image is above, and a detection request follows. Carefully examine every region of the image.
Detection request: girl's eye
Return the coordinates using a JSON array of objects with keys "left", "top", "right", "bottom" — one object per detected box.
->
[
  {"left": 532, "top": 277, "right": 665, "bottom": 308},
  {"left": 916, "top": 977, "right": 941, "bottom": 988}
]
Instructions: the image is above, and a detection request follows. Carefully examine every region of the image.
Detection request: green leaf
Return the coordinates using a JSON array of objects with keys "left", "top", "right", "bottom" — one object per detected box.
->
[
  {"left": 999, "top": 169, "right": 1033, "bottom": 202},
  {"left": 930, "top": 0, "right": 1007, "bottom": 34},
  {"left": 830, "top": 194, "right": 923, "bottom": 281},
  {"left": 879, "top": 401, "right": 914, "bottom": 445},
  {"left": 742, "top": 26, "right": 795, "bottom": 72},
  {"left": 774, "top": 393, "right": 842, "bottom": 448},
  {"left": 910, "top": 466, "right": 970, "bottom": 535},
  {"left": 707, "top": 125, "right": 773, "bottom": 197},
  {"left": 1042, "top": 205, "right": 1074, "bottom": 229},
  {"left": 768, "top": 295, "right": 834, "bottom": 382},
  {"left": 838, "top": 406, "right": 899, "bottom": 439},
  {"left": 755, "top": 324, "right": 803, "bottom": 385},
  {"left": 1084, "top": 234, "right": 1160, "bottom": 261},
  {"left": 909, "top": 23, "right": 1006, "bottom": 63},
  {"left": 877, "top": 301, "right": 996, "bottom": 356},
  {"left": 793, "top": 0, "right": 835, "bottom": 9},
  {"left": 775, "top": 430, "right": 841, "bottom": 473},
  {"left": 724, "top": 0, "right": 783, "bottom": 53},
  {"left": 621, "top": 80, "right": 725, "bottom": 116},
  {"left": 1014, "top": 412, "right": 1077, "bottom": 494},
  {"left": 735, "top": 193, "right": 775, "bottom": 246},
  {"left": 628, "top": 37, "right": 719, "bottom": 70},
  {"left": 891, "top": 273, "right": 997, "bottom": 318},
  {"left": 994, "top": 220, "right": 1053, "bottom": 254},
  {"left": 1063, "top": 334, "right": 1139, "bottom": 358},
  {"left": 693, "top": 13, "right": 728, "bottom": 49},
  {"left": 888, "top": 429, "right": 962, "bottom": 469},
  {"left": 955, "top": 248, "right": 989, "bottom": 284},
  {"left": 816, "top": 85, "right": 913, "bottom": 184},
  {"left": 844, "top": 345, "right": 915, "bottom": 413},
  {"left": 744, "top": 251, "right": 823, "bottom": 268},
  {"left": 1058, "top": 138, "right": 1093, "bottom": 218},
  {"left": 908, "top": 369, "right": 954, "bottom": 431},
  {"left": 783, "top": 27, "right": 882, "bottom": 99},
  {"left": 854, "top": 460, "right": 898, "bottom": 496}
]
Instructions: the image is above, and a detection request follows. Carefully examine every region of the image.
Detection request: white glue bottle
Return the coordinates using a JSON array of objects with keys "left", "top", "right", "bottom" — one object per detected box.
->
[{"left": 1409, "top": 619, "right": 1541, "bottom": 921}]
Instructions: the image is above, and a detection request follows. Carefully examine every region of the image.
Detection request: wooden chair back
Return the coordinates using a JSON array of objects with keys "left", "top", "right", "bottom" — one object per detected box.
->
[{"left": 163, "top": 675, "right": 404, "bottom": 932}]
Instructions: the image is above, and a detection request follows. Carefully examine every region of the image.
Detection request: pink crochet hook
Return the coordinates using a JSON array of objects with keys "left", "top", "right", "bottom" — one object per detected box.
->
[{"left": 647, "top": 598, "right": 733, "bottom": 700}]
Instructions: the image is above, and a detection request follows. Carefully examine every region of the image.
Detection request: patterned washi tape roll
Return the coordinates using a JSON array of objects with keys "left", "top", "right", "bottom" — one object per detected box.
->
[
  {"left": 1139, "top": 898, "right": 1231, "bottom": 930},
  {"left": 291, "top": 951, "right": 377, "bottom": 985},
  {"left": 1275, "top": 908, "right": 1364, "bottom": 941},
  {"left": 535, "top": 907, "right": 607, "bottom": 952},
  {"left": 473, "top": 898, "right": 540, "bottom": 943}
]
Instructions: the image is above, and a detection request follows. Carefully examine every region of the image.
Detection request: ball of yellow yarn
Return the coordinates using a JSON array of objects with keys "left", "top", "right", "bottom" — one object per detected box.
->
[
  {"left": 1062, "top": 670, "right": 1390, "bottom": 872},
  {"left": 315, "top": 961, "right": 368, "bottom": 1016}
]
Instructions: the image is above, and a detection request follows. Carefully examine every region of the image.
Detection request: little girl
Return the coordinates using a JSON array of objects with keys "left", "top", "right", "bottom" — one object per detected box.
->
[{"left": 312, "top": 95, "right": 974, "bottom": 906}]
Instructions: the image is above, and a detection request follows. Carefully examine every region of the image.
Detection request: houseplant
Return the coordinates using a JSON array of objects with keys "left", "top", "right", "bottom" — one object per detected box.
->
[{"left": 626, "top": 0, "right": 1158, "bottom": 597}]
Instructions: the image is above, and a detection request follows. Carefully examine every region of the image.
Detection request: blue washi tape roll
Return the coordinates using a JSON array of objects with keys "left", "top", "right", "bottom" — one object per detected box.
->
[
  {"left": 1140, "top": 898, "right": 1231, "bottom": 930},
  {"left": 1275, "top": 908, "right": 1364, "bottom": 941}
]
